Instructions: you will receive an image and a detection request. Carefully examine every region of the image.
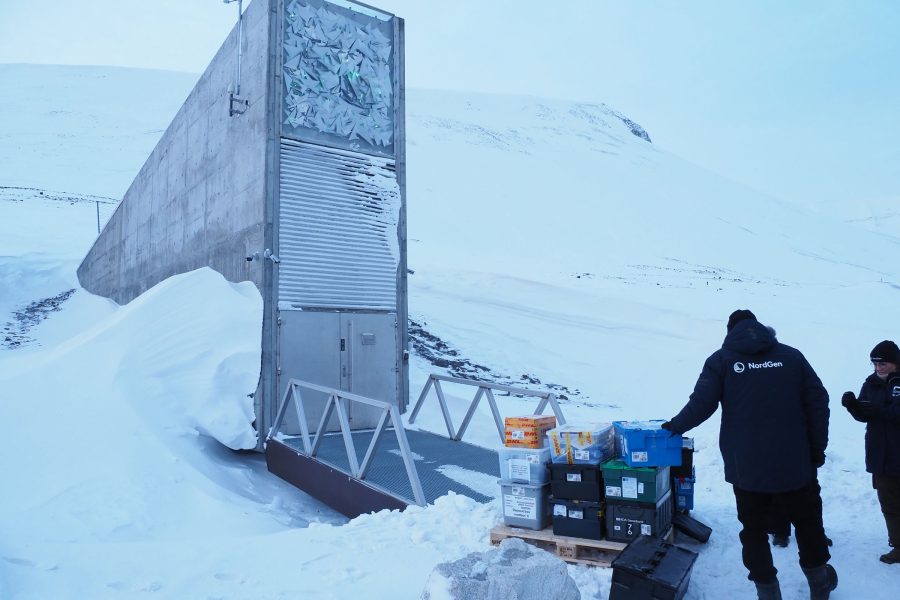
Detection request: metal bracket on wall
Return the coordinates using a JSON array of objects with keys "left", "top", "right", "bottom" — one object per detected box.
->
[
  {"left": 246, "top": 248, "right": 280, "bottom": 263},
  {"left": 229, "top": 92, "right": 249, "bottom": 117}
]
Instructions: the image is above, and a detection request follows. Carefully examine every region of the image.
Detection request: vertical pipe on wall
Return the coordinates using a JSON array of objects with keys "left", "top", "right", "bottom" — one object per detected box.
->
[
  {"left": 224, "top": 0, "right": 244, "bottom": 95},
  {"left": 236, "top": 0, "right": 244, "bottom": 95}
]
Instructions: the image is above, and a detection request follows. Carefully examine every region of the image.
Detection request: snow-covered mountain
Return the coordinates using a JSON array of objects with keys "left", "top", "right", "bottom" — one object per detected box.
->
[{"left": 1, "top": 64, "right": 898, "bottom": 599}]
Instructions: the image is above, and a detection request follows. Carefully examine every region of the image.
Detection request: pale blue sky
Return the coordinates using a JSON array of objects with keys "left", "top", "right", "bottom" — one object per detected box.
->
[{"left": 1, "top": 0, "right": 898, "bottom": 206}]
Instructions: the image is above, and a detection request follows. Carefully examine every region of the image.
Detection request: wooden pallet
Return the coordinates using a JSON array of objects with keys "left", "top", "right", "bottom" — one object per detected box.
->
[{"left": 490, "top": 525, "right": 628, "bottom": 567}]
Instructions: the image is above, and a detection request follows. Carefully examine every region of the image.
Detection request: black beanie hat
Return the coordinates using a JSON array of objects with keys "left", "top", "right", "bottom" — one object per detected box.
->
[
  {"left": 727, "top": 309, "right": 757, "bottom": 332},
  {"left": 870, "top": 340, "right": 900, "bottom": 364}
]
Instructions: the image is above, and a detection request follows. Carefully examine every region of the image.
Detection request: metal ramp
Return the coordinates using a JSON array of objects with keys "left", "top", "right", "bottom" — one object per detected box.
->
[{"left": 265, "top": 376, "right": 566, "bottom": 518}]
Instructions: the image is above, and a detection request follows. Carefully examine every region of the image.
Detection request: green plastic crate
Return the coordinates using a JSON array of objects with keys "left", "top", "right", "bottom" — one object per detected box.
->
[{"left": 602, "top": 458, "right": 671, "bottom": 503}]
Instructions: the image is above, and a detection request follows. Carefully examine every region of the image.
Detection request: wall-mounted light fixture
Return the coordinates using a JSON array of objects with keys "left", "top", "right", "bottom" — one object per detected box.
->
[{"left": 246, "top": 249, "right": 281, "bottom": 264}]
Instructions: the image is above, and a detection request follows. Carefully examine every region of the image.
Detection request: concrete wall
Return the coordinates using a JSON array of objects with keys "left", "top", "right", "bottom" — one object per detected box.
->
[
  {"left": 77, "top": 0, "right": 273, "bottom": 305},
  {"left": 76, "top": 0, "right": 406, "bottom": 449}
]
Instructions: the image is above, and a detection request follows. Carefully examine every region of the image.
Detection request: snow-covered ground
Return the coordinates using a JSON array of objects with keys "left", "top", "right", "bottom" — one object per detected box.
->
[{"left": 1, "top": 64, "right": 899, "bottom": 599}]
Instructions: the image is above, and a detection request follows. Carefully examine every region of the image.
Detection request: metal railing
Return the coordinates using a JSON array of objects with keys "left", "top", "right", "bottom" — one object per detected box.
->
[
  {"left": 408, "top": 374, "right": 567, "bottom": 445},
  {"left": 267, "top": 379, "right": 426, "bottom": 506}
]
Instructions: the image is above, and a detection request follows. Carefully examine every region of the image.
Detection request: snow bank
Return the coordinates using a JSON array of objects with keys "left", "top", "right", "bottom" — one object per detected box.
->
[{"left": 0, "top": 269, "right": 263, "bottom": 549}]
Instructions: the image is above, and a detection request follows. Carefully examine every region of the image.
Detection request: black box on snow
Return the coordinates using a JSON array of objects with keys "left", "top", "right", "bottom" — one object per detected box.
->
[
  {"left": 672, "top": 511, "right": 712, "bottom": 543},
  {"left": 609, "top": 535, "right": 699, "bottom": 600}
]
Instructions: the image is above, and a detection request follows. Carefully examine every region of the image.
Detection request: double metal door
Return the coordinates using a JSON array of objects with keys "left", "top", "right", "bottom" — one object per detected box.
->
[{"left": 277, "top": 310, "right": 398, "bottom": 433}]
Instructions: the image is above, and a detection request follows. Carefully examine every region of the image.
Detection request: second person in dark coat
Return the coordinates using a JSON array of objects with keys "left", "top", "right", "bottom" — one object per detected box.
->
[{"left": 842, "top": 339, "right": 900, "bottom": 564}]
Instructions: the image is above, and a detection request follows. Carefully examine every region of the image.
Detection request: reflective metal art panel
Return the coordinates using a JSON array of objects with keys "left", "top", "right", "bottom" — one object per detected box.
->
[{"left": 283, "top": 0, "right": 394, "bottom": 156}]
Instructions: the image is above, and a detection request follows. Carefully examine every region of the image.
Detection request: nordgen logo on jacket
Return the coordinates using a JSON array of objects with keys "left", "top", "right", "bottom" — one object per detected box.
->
[{"left": 734, "top": 360, "right": 784, "bottom": 373}]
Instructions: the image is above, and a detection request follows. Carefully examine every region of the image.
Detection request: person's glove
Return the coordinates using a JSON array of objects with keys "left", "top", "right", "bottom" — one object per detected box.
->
[
  {"left": 856, "top": 402, "right": 881, "bottom": 419},
  {"left": 841, "top": 391, "right": 857, "bottom": 408},
  {"left": 660, "top": 421, "right": 679, "bottom": 436},
  {"left": 811, "top": 450, "right": 826, "bottom": 468}
]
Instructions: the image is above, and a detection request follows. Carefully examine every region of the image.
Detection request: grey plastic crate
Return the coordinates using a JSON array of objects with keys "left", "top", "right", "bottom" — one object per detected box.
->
[
  {"left": 498, "top": 446, "right": 551, "bottom": 485},
  {"left": 499, "top": 480, "right": 550, "bottom": 530}
]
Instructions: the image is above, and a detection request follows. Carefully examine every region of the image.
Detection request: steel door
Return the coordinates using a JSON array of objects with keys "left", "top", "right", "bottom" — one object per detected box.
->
[
  {"left": 339, "top": 312, "right": 399, "bottom": 427},
  {"left": 277, "top": 310, "right": 341, "bottom": 434}
]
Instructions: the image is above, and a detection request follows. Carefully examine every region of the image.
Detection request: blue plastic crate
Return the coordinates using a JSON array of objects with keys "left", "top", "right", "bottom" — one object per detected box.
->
[
  {"left": 613, "top": 420, "right": 683, "bottom": 468},
  {"left": 675, "top": 468, "right": 695, "bottom": 511}
]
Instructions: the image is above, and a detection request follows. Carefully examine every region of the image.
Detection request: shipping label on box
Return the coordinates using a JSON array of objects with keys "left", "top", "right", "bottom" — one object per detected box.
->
[
  {"left": 503, "top": 486, "right": 538, "bottom": 520},
  {"left": 622, "top": 476, "right": 638, "bottom": 499},
  {"left": 507, "top": 459, "right": 531, "bottom": 482}
]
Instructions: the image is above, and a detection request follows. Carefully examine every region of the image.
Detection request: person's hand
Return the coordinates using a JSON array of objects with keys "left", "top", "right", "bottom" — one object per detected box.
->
[
  {"left": 811, "top": 450, "right": 826, "bottom": 468},
  {"left": 660, "top": 421, "right": 679, "bottom": 436},
  {"left": 841, "top": 391, "right": 857, "bottom": 408}
]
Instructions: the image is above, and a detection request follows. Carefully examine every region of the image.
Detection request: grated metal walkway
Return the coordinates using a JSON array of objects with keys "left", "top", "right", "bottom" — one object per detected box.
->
[{"left": 267, "top": 430, "right": 500, "bottom": 516}]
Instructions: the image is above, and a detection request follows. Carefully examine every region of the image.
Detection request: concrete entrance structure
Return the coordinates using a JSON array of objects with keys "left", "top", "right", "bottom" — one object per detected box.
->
[{"left": 78, "top": 0, "right": 407, "bottom": 449}]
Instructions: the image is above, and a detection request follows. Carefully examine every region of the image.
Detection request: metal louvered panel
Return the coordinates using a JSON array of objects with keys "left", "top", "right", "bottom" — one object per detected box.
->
[{"left": 278, "top": 138, "right": 400, "bottom": 310}]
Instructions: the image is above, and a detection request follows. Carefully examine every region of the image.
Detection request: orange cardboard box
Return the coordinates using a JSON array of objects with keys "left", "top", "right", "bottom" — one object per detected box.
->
[{"left": 504, "top": 415, "right": 557, "bottom": 448}]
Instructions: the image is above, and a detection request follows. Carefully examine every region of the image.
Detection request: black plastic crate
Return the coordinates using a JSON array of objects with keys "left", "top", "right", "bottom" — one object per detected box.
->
[
  {"left": 609, "top": 535, "right": 698, "bottom": 600},
  {"left": 551, "top": 498, "right": 605, "bottom": 540},
  {"left": 549, "top": 462, "right": 603, "bottom": 501},
  {"left": 606, "top": 491, "right": 674, "bottom": 543},
  {"left": 672, "top": 512, "right": 712, "bottom": 543},
  {"left": 670, "top": 438, "right": 695, "bottom": 479}
]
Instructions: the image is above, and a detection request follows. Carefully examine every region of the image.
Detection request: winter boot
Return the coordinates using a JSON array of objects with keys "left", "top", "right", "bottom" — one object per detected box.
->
[
  {"left": 771, "top": 534, "right": 789, "bottom": 548},
  {"left": 880, "top": 547, "right": 900, "bottom": 564},
  {"left": 883, "top": 513, "right": 900, "bottom": 562},
  {"left": 802, "top": 564, "right": 838, "bottom": 600},
  {"left": 754, "top": 579, "right": 783, "bottom": 600}
]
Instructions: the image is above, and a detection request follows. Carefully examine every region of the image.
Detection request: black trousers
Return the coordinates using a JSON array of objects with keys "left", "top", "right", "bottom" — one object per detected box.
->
[
  {"left": 766, "top": 500, "right": 791, "bottom": 537},
  {"left": 874, "top": 474, "right": 900, "bottom": 546},
  {"left": 733, "top": 481, "right": 831, "bottom": 582},
  {"left": 766, "top": 479, "right": 829, "bottom": 538}
]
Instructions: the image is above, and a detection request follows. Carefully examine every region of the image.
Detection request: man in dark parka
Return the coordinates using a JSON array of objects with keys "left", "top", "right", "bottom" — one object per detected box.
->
[{"left": 662, "top": 310, "right": 837, "bottom": 600}]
